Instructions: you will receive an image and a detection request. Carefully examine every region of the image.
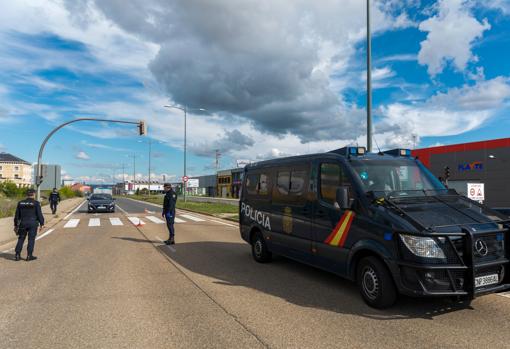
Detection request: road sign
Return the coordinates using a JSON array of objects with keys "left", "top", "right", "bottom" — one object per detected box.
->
[
  {"left": 467, "top": 183, "right": 484, "bottom": 202},
  {"left": 182, "top": 176, "right": 189, "bottom": 183},
  {"left": 187, "top": 178, "right": 199, "bottom": 188}
]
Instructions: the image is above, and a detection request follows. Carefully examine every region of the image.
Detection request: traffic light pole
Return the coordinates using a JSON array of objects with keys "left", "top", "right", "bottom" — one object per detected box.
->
[{"left": 36, "top": 118, "right": 145, "bottom": 201}]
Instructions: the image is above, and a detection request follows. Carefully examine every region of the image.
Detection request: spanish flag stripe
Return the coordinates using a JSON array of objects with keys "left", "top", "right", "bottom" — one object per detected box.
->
[
  {"left": 338, "top": 212, "right": 355, "bottom": 247},
  {"left": 329, "top": 213, "right": 352, "bottom": 246},
  {"left": 324, "top": 211, "right": 349, "bottom": 244}
]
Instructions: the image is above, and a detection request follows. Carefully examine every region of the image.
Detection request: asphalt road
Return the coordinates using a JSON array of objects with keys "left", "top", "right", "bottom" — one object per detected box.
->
[{"left": 1, "top": 197, "right": 510, "bottom": 348}]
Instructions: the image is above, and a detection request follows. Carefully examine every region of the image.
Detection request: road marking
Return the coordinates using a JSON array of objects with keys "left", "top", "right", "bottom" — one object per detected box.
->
[
  {"left": 88, "top": 218, "right": 100, "bottom": 227},
  {"left": 207, "top": 218, "right": 238, "bottom": 228},
  {"left": 116, "top": 205, "right": 129, "bottom": 215},
  {"left": 146, "top": 216, "right": 165, "bottom": 224},
  {"left": 127, "top": 217, "right": 145, "bottom": 226},
  {"left": 157, "top": 237, "right": 176, "bottom": 252},
  {"left": 499, "top": 292, "right": 510, "bottom": 299},
  {"left": 174, "top": 217, "right": 185, "bottom": 223},
  {"left": 64, "top": 200, "right": 86, "bottom": 220},
  {"left": 64, "top": 219, "right": 80, "bottom": 228},
  {"left": 109, "top": 217, "right": 123, "bottom": 226},
  {"left": 36, "top": 228, "right": 55, "bottom": 241},
  {"left": 180, "top": 214, "right": 205, "bottom": 222}
]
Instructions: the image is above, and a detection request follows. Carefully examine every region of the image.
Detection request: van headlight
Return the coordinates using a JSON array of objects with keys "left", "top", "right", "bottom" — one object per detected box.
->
[{"left": 400, "top": 234, "right": 446, "bottom": 259}]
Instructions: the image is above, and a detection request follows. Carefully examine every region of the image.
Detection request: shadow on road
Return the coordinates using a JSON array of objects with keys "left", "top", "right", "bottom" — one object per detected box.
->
[
  {"left": 112, "top": 236, "right": 161, "bottom": 244},
  {"left": 0, "top": 252, "right": 16, "bottom": 261},
  {"left": 156, "top": 241, "right": 473, "bottom": 320}
]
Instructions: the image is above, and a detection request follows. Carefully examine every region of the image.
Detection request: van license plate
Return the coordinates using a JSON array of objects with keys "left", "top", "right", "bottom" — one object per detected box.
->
[{"left": 475, "top": 274, "right": 499, "bottom": 288}]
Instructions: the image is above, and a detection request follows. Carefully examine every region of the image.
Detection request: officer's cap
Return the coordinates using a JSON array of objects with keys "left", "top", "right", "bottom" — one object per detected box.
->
[
  {"left": 163, "top": 183, "right": 172, "bottom": 188},
  {"left": 27, "top": 189, "right": 36, "bottom": 195}
]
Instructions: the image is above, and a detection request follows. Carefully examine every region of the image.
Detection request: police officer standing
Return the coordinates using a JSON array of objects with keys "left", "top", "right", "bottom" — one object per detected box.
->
[
  {"left": 162, "top": 183, "right": 177, "bottom": 245},
  {"left": 49, "top": 187, "right": 61, "bottom": 214},
  {"left": 13, "top": 189, "right": 44, "bottom": 261}
]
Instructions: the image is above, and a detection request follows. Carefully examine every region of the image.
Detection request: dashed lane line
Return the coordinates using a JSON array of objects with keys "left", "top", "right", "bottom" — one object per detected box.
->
[
  {"left": 64, "top": 219, "right": 80, "bottom": 229},
  {"left": 88, "top": 218, "right": 100, "bottom": 227},
  {"left": 146, "top": 216, "right": 165, "bottom": 224},
  {"left": 109, "top": 217, "right": 124, "bottom": 226},
  {"left": 127, "top": 217, "right": 145, "bottom": 226},
  {"left": 180, "top": 214, "right": 205, "bottom": 222}
]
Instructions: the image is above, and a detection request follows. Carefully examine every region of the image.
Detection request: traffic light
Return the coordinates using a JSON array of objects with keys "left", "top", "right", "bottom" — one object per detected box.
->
[
  {"left": 444, "top": 166, "right": 450, "bottom": 180},
  {"left": 36, "top": 175, "right": 43, "bottom": 186},
  {"left": 138, "top": 121, "right": 146, "bottom": 136}
]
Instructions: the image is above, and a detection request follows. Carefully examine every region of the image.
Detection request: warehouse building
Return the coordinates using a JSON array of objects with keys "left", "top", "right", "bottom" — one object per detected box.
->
[{"left": 412, "top": 137, "right": 510, "bottom": 208}]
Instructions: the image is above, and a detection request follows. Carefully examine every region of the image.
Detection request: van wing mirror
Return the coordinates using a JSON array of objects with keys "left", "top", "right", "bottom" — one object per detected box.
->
[{"left": 335, "top": 186, "right": 352, "bottom": 210}]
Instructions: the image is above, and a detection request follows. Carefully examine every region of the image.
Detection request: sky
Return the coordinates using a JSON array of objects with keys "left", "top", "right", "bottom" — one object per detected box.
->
[{"left": 0, "top": 0, "right": 509, "bottom": 184}]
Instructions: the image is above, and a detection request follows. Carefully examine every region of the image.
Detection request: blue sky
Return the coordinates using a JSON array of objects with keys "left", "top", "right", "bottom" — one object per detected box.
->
[{"left": 0, "top": 0, "right": 509, "bottom": 184}]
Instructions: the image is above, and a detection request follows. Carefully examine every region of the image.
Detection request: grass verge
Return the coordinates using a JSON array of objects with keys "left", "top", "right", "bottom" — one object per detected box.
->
[{"left": 125, "top": 195, "right": 239, "bottom": 222}]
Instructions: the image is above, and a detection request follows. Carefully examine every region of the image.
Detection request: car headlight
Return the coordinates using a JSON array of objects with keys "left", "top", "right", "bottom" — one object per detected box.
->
[{"left": 400, "top": 234, "right": 446, "bottom": 259}]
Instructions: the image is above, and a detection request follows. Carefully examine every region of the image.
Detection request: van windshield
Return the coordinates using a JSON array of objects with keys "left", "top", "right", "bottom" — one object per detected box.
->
[{"left": 350, "top": 159, "right": 445, "bottom": 196}]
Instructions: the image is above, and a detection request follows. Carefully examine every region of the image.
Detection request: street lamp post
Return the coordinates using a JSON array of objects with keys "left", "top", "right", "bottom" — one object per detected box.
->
[
  {"left": 366, "top": 0, "right": 373, "bottom": 153},
  {"left": 164, "top": 105, "right": 206, "bottom": 202},
  {"left": 35, "top": 118, "right": 145, "bottom": 201}
]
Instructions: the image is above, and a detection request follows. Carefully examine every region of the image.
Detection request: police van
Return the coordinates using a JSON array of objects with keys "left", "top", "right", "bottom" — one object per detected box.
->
[{"left": 239, "top": 147, "right": 510, "bottom": 308}]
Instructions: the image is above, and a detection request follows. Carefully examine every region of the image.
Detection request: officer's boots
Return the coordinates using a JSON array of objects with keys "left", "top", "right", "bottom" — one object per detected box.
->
[
  {"left": 14, "top": 253, "right": 21, "bottom": 261},
  {"left": 26, "top": 255, "right": 37, "bottom": 262}
]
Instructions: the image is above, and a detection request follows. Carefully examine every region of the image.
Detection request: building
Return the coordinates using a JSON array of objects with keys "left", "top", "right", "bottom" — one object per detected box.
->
[
  {"left": 71, "top": 183, "right": 92, "bottom": 194},
  {"left": 0, "top": 152, "right": 32, "bottom": 187},
  {"left": 34, "top": 164, "right": 62, "bottom": 190},
  {"left": 412, "top": 137, "right": 510, "bottom": 208},
  {"left": 125, "top": 181, "right": 165, "bottom": 193},
  {"left": 187, "top": 175, "right": 217, "bottom": 196},
  {"left": 217, "top": 168, "right": 244, "bottom": 198}
]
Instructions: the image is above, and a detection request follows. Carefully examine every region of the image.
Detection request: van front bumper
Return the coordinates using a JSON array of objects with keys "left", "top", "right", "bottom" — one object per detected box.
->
[{"left": 392, "top": 227, "right": 510, "bottom": 298}]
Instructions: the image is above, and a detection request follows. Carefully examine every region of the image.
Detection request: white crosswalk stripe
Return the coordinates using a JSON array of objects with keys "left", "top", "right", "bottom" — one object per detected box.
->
[
  {"left": 88, "top": 218, "right": 100, "bottom": 227},
  {"left": 146, "top": 216, "right": 165, "bottom": 224},
  {"left": 180, "top": 214, "right": 205, "bottom": 222},
  {"left": 64, "top": 219, "right": 80, "bottom": 228},
  {"left": 174, "top": 217, "right": 185, "bottom": 223},
  {"left": 127, "top": 217, "right": 145, "bottom": 226},
  {"left": 109, "top": 217, "right": 123, "bottom": 226}
]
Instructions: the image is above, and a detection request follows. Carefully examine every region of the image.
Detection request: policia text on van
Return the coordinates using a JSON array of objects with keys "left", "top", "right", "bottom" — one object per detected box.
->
[{"left": 239, "top": 147, "right": 510, "bottom": 308}]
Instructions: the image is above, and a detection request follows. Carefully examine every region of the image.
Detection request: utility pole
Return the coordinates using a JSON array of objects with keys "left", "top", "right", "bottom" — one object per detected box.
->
[
  {"left": 366, "top": 0, "right": 373, "bottom": 153},
  {"left": 215, "top": 149, "right": 221, "bottom": 171},
  {"left": 122, "top": 163, "right": 126, "bottom": 194}
]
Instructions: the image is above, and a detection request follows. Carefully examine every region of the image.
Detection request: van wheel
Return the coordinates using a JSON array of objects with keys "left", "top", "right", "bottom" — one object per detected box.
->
[
  {"left": 251, "top": 232, "right": 272, "bottom": 263},
  {"left": 357, "top": 256, "right": 397, "bottom": 309}
]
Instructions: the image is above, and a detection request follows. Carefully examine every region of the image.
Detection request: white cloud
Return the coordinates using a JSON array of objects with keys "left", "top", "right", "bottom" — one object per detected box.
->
[
  {"left": 75, "top": 151, "right": 90, "bottom": 160},
  {"left": 418, "top": 0, "right": 491, "bottom": 76},
  {"left": 380, "top": 77, "right": 510, "bottom": 138}
]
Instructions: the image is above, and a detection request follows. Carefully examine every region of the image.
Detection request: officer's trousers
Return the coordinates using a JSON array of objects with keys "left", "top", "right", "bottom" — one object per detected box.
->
[
  {"left": 165, "top": 212, "right": 175, "bottom": 239},
  {"left": 50, "top": 201, "right": 58, "bottom": 214},
  {"left": 15, "top": 226, "right": 38, "bottom": 255}
]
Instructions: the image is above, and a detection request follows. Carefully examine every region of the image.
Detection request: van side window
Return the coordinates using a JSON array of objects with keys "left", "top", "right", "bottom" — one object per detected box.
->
[
  {"left": 320, "top": 163, "right": 351, "bottom": 205},
  {"left": 290, "top": 170, "right": 306, "bottom": 196},
  {"left": 247, "top": 172, "right": 271, "bottom": 197},
  {"left": 246, "top": 174, "right": 259, "bottom": 195},
  {"left": 277, "top": 171, "right": 290, "bottom": 195}
]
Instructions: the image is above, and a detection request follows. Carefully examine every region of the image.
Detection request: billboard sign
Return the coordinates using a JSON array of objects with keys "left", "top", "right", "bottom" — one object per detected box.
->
[{"left": 187, "top": 178, "right": 199, "bottom": 188}]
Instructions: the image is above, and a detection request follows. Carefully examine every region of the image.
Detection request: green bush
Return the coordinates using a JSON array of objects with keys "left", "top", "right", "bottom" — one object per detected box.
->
[
  {"left": 58, "top": 186, "right": 76, "bottom": 200},
  {"left": 0, "top": 181, "right": 21, "bottom": 198}
]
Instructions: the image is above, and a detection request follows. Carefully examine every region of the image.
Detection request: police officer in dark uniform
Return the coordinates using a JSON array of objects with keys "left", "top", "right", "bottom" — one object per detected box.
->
[
  {"left": 162, "top": 183, "right": 177, "bottom": 245},
  {"left": 49, "top": 187, "right": 61, "bottom": 214},
  {"left": 13, "top": 189, "right": 44, "bottom": 261}
]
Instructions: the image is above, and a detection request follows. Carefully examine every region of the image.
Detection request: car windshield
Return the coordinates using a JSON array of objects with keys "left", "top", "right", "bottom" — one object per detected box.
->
[
  {"left": 350, "top": 158, "right": 446, "bottom": 196},
  {"left": 90, "top": 194, "right": 112, "bottom": 200}
]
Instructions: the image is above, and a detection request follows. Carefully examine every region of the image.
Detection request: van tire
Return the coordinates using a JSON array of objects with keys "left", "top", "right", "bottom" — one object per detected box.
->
[
  {"left": 251, "top": 232, "right": 272, "bottom": 263},
  {"left": 357, "top": 256, "right": 397, "bottom": 309}
]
